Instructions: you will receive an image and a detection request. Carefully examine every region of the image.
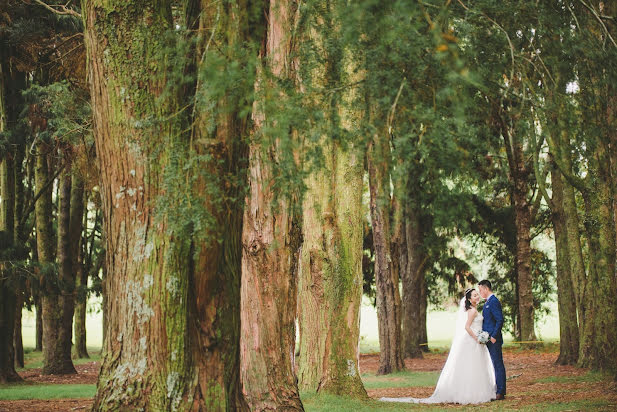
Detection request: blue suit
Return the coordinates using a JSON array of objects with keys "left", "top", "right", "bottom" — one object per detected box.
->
[{"left": 482, "top": 294, "right": 506, "bottom": 396}]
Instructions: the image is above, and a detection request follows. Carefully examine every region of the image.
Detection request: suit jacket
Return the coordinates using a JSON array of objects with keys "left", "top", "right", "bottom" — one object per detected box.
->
[{"left": 482, "top": 294, "right": 504, "bottom": 343}]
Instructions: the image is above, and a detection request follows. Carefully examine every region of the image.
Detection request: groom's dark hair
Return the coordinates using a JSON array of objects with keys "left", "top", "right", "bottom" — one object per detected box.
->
[{"left": 478, "top": 279, "right": 492, "bottom": 290}]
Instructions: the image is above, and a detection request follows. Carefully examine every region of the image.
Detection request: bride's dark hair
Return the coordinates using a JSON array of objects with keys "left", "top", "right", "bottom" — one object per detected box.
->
[{"left": 464, "top": 288, "right": 475, "bottom": 311}]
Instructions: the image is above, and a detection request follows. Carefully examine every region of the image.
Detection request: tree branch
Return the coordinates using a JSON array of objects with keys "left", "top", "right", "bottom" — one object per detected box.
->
[
  {"left": 27, "top": 0, "right": 81, "bottom": 18},
  {"left": 578, "top": 0, "right": 617, "bottom": 49},
  {"left": 19, "top": 160, "right": 67, "bottom": 228}
]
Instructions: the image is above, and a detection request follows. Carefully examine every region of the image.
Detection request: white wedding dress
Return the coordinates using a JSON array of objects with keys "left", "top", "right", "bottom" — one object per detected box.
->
[{"left": 381, "top": 299, "right": 496, "bottom": 404}]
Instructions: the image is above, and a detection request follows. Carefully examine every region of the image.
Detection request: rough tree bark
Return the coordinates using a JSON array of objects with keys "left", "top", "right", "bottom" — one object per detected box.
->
[
  {"left": 297, "top": 139, "right": 367, "bottom": 396},
  {"left": 41, "top": 171, "right": 76, "bottom": 375},
  {"left": 577, "top": 146, "right": 617, "bottom": 373},
  {"left": 71, "top": 175, "right": 88, "bottom": 359},
  {"left": 401, "top": 202, "right": 426, "bottom": 359},
  {"left": 84, "top": 0, "right": 257, "bottom": 408},
  {"left": 0, "top": 54, "right": 22, "bottom": 383},
  {"left": 550, "top": 166, "right": 579, "bottom": 365},
  {"left": 502, "top": 127, "right": 537, "bottom": 344},
  {"left": 367, "top": 132, "right": 405, "bottom": 375},
  {"left": 239, "top": 0, "right": 304, "bottom": 409},
  {"left": 296, "top": 2, "right": 367, "bottom": 396},
  {"left": 84, "top": 1, "right": 193, "bottom": 408}
]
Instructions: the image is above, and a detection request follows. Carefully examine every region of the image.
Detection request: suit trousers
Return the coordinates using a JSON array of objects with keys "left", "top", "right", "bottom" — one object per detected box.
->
[{"left": 487, "top": 341, "right": 506, "bottom": 395}]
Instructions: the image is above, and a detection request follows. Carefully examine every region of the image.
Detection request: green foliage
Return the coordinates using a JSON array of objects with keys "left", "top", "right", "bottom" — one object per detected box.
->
[
  {"left": 20, "top": 81, "right": 92, "bottom": 148},
  {"left": 485, "top": 245, "right": 555, "bottom": 337}
]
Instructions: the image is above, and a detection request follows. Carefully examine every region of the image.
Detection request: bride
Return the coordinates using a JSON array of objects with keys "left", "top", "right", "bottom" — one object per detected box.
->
[{"left": 381, "top": 288, "right": 496, "bottom": 404}]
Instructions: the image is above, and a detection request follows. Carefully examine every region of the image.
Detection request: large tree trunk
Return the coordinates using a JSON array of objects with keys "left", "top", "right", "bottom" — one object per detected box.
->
[
  {"left": 367, "top": 134, "right": 405, "bottom": 375},
  {"left": 182, "top": 0, "right": 258, "bottom": 408},
  {"left": 85, "top": 2, "right": 192, "bottom": 408},
  {"left": 401, "top": 203, "right": 426, "bottom": 359},
  {"left": 550, "top": 166, "right": 579, "bottom": 365},
  {"left": 84, "top": 0, "right": 251, "bottom": 408},
  {"left": 41, "top": 172, "right": 76, "bottom": 375},
  {"left": 296, "top": 2, "right": 366, "bottom": 396},
  {"left": 577, "top": 147, "right": 617, "bottom": 373},
  {"left": 239, "top": 1, "right": 304, "bottom": 410},
  {"left": 297, "top": 139, "right": 367, "bottom": 396}
]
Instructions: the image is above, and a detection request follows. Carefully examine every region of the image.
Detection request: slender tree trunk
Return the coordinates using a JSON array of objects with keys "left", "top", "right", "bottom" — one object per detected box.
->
[
  {"left": 401, "top": 203, "right": 426, "bottom": 359},
  {"left": 41, "top": 172, "right": 76, "bottom": 374},
  {"left": 13, "top": 293, "right": 24, "bottom": 368},
  {"left": 35, "top": 298, "right": 43, "bottom": 351},
  {"left": 547, "top": 111, "right": 588, "bottom": 347},
  {"left": 71, "top": 176, "right": 88, "bottom": 359},
  {"left": 504, "top": 132, "right": 537, "bottom": 344},
  {"left": 0, "top": 56, "right": 21, "bottom": 383},
  {"left": 34, "top": 144, "right": 57, "bottom": 369},
  {"left": 0, "top": 281, "right": 21, "bottom": 383},
  {"left": 367, "top": 134, "right": 405, "bottom": 375},
  {"left": 551, "top": 166, "right": 579, "bottom": 365},
  {"left": 73, "top": 264, "right": 89, "bottom": 359}
]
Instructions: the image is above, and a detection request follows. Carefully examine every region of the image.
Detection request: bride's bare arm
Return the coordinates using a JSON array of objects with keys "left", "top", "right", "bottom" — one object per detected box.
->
[{"left": 465, "top": 308, "right": 478, "bottom": 340}]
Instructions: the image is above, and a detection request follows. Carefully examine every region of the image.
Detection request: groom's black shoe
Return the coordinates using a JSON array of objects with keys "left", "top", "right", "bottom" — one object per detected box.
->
[{"left": 495, "top": 394, "right": 505, "bottom": 400}]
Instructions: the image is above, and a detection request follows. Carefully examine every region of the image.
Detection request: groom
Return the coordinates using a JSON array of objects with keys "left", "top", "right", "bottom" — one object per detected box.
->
[{"left": 478, "top": 280, "right": 506, "bottom": 400}]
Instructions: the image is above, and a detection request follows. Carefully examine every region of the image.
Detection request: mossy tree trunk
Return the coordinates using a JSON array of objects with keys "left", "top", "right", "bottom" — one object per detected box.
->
[
  {"left": 400, "top": 201, "right": 426, "bottom": 359},
  {"left": 296, "top": 1, "right": 367, "bottom": 397},
  {"left": 577, "top": 146, "right": 617, "bottom": 373},
  {"left": 84, "top": 0, "right": 255, "bottom": 408},
  {"left": 84, "top": 1, "right": 192, "bottom": 408},
  {"left": 239, "top": 0, "right": 304, "bottom": 410},
  {"left": 550, "top": 166, "right": 579, "bottom": 365},
  {"left": 183, "top": 0, "right": 263, "bottom": 408},
  {"left": 297, "top": 139, "right": 367, "bottom": 397},
  {"left": 71, "top": 175, "right": 88, "bottom": 359},
  {"left": 502, "top": 127, "right": 537, "bottom": 344},
  {"left": 41, "top": 170, "right": 76, "bottom": 375},
  {"left": 367, "top": 132, "right": 405, "bottom": 375},
  {"left": 546, "top": 110, "right": 588, "bottom": 350}
]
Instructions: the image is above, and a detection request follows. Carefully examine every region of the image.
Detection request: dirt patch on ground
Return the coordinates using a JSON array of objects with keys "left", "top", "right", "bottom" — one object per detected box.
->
[
  {"left": 17, "top": 362, "right": 100, "bottom": 385},
  {"left": 362, "top": 347, "right": 617, "bottom": 410}
]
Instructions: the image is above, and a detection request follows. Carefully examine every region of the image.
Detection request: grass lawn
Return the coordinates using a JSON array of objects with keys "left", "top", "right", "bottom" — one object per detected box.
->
[
  {"left": 0, "top": 384, "right": 96, "bottom": 401},
  {"left": 16, "top": 347, "right": 101, "bottom": 372}
]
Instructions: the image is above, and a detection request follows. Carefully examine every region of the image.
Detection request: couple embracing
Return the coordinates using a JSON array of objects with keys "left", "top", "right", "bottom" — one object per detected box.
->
[{"left": 382, "top": 280, "right": 507, "bottom": 404}]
